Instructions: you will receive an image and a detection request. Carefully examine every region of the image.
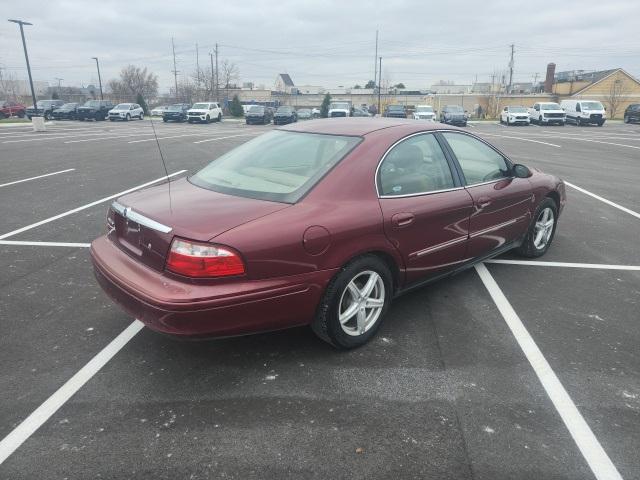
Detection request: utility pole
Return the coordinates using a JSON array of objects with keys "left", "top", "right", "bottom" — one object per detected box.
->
[
  {"left": 209, "top": 52, "right": 215, "bottom": 101},
  {"left": 532, "top": 72, "right": 539, "bottom": 92},
  {"left": 507, "top": 43, "right": 515, "bottom": 94},
  {"left": 491, "top": 73, "right": 496, "bottom": 93},
  {"left": 8, "top": 19, "right": 38, "bottom": 115},
  {"left": 54, "top": 77, "right": 63, "bottom": 89},
  {"left": 215, "top": 43, "right": 219, "bottom": 102},
  {"left": 373, "top": 29, "right": 378, "bottom": 91},
  {"left": 377, "top": 56, "right": 382, "bottom": 115},
  {"left": 195, "top": 42, "right": 200, "bottom": 88},
  {"left": 171, "top": 37, "right": 179, "bottom": 101},
  {"left": 91, "top": 57, "right": 103, "bottom": 100}
]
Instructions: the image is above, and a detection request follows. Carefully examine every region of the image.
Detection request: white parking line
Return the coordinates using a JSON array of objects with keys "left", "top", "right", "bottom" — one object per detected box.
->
[
  {"left": 486, "top": 259, "right": 640, "bottom": 270},
  {"left": 64, "top": 133, "right": 156, "bottom": 144},
  {"left": 128, "top": 133, "right": 213, "bottom": 143},
  {"left": 0, "top": 170, "right": 186, "bottom": 240},
  {"left": 539, "top": 135, "right": 640, "bottom": 150},
  {"left": 192, "top": 133, "right": 260, "bottom": 144},
  {"left": 565, "top": 182, "right": 640, "bottom": 220},
  {"left": 2, "top": 131, "right": 149, "bottom": 144},
  {"left": 0, "top": 320, "right": 144, "bottom": 465},
  {"left": 0, "top": 240, "right": 91, "bottom": 248},
  {"left": 478, "top": 132, "right": 561, "bottom": 148},
  {"left": 475, "top": 263, "right": 623, "bottom": 480},
  {"left": 0, "top": 169, "right": 75, "bottom": 188}
]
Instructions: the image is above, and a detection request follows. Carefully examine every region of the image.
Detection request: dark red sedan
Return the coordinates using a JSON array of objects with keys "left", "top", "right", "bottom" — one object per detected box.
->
[{"left": 91, "top": 118, "right": 565, "bottom": 348}]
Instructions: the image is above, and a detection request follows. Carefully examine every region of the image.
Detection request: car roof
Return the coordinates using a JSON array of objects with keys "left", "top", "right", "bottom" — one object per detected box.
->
[{"left": 280, "top": 117, "right": 454, "bottom": 137}]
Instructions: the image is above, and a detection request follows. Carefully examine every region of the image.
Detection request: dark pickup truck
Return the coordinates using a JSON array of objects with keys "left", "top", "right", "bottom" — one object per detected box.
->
[
  {"left": 51, "top": 103, "right": 80, "bottom": 120},
  {"left": 77, "top": 100, "right": 115, "bottom": 121},
  {"left": 26, "top": 100, "right": 65, "bottom": 120}
]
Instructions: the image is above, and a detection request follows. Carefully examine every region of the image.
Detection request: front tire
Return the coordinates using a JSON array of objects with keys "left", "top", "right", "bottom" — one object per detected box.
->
[
  {"left": 516, "top": 198, "right": 558, "bottom": 258},
  {"left": 217, "top": 113, "right": 222, "bottom": 122},
  {"left": 311, "top": 255, "right": 392, "bottom": 349}
]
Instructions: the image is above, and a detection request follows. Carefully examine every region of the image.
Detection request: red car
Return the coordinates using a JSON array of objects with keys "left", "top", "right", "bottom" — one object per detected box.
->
[
  {"left": 0, "top": 100, "right": 26, "bottom": 118},
  {"left": 91, "top": 119, "right": 565, "bottom": 348}
]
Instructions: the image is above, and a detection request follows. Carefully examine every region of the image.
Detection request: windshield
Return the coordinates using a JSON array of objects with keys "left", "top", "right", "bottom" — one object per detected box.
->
[
  {"left": 61, "top": 103, "right": 77, "bottom": 108},
  {"left": 330, "top": 103, "right": 350, "bottom": 110},
  {"left": 248, "top": 106, "right": 264, "bottom": 112},
  {"left": 168, "top": 104, "right": 185, "bottom": 111},
  {"left": 276, "top": 107, "right": 292, "bottom": 113},
  {"left": 36, "top": 101, "right": 56, "bottom": 107},
  {"left": 114, "top": 104, "right": 131, "bottom": 110},
  {"left": 298, "top": 109, "right": 311, "bottom": 114},
  {"left": 387, "top": 105, "right": 404, "bottom": 111},
  {"left": 83, "top": 100, "right": 101, "bottom": 107},
  {"left": 416, "top": 106, "right": 434, "bottom": 112},
  {"left": 581, "top": 101, "right": 604, "bottom": 110},
  {"left": 509, "top": 107, "right": 527, "bottom": 113},
  {"left": 447, "top": 106, "right": 464, "bottom": 113},
  {"left": 541, "top": 103, "right": 561, "bottom": 110},
  {"left": 190, "top": 131, "right": 361, "bottom": 203},
  {"left": 191, "top": 103, "right": 209, "bottom": 109}
]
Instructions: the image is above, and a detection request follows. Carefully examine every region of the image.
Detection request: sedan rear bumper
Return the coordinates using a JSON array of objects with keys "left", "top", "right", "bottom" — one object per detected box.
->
[{"left": 91, "top": 235, "right": 335, "bottom": 337}]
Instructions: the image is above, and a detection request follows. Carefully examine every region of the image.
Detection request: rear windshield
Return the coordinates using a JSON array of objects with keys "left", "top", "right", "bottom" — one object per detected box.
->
[
  {"left": 83, "top": 100, "right": 101, "bottom": 107},
  {"left": 276, "top": 107, "right": 293, "bottom": 113},
  {"left": 190, "top": 130, "right": 361, "bottom": 203},
  {"left": 168, "top": 104, "right": 185, "bottom": 111},
  {"left": 387, "top": 105, "right": 404, "bottom": 110},
  {"left": 248, "top": 106, "right": 264, "bottom": 112}
]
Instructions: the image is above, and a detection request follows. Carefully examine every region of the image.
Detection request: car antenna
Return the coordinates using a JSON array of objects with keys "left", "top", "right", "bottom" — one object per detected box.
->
[{"left": 148, "top": 110, "right": 173, "bottom": 212}]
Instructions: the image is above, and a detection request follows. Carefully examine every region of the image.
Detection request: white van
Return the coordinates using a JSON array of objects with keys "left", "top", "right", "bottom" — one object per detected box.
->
[{"left": 560, "top": 99, "right": 606, "bottom": 126}]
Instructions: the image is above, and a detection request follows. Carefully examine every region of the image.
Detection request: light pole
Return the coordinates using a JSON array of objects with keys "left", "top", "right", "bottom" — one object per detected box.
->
[
  {"left": 8, "top": 19, "right": 38, "bottom": 115},
  {"left": 91, "top": 57, "right": 103, "bottom": 100}
]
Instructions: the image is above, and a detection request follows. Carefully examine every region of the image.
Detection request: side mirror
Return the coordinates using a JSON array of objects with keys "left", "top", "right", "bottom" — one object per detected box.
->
[{"left": 513, "top": 164, "right": 532, "bottom": 178}]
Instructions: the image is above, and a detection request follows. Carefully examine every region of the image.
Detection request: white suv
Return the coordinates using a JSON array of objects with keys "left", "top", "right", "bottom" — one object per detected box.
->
[
  {"left": 187, "top": 102, "right": 222, "bottom": 123},
  {"left": 500, "top": 106, "right": 530, "bottom": 126},
  {"left": 108, "top": 103, "right": 144, "bottom": 121},
  {"left": 528, "top": 102, "right": 565, "bottom": 126},
  {"left": 413, "top": 105, "right": 436, "bottom": 121}
]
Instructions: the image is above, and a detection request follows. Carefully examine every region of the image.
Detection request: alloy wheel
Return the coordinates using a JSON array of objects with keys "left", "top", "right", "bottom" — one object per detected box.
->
[
  {"left": 338, "top": 270, "right": 385, "bottom": 336},
  {"left": 533, "top": 207, "right": 555, "bottom": 249}
]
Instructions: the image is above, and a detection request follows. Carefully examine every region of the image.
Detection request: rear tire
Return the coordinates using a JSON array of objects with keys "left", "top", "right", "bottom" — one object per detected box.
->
[
  {"left": 624, "top": 115, "right": 630, "bottom": 124},
  {"left": 515, "top": 198, "right": 558, "bottom": 258},
  {"left": 218, "top": 113, "right": 222, "bottom": 122},
  {"left": 139, "top": 113, "right": 144, "bottom": 120},
  {"left": 311, "top": 255, "right": 392, "bottom": 349}
]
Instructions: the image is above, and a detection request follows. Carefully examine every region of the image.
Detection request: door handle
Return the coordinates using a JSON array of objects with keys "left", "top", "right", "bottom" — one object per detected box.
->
[
  {"left": 476, "top": 195, "right": 492, "bottom": 208},
  {"left": 391, "top": 213, "right": 415, "bottom": 228}
]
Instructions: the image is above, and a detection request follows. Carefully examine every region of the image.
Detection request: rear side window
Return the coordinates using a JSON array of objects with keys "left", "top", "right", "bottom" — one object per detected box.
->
[
  {"left": 378, "top": 134, "right": 455, "bottom": 196},
  {"left": 442, "top": 133, "right": 510, "bottom": 185}
]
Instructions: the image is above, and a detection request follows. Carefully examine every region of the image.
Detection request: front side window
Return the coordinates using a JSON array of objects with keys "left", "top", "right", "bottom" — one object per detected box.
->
[
  {"left": 378, "top": 134, "right": 455, "bottom": 197},
  {"left": 191, "top": 131, "right": 360, "bottom": 203},
  {"left": 442, "top": 133, "right": 510, "bottom": 185}
]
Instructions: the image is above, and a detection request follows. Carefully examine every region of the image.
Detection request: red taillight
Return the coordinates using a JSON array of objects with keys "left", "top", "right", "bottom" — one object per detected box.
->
[{"left": 166, "top": 238, "right": 245, "bottom": 278}]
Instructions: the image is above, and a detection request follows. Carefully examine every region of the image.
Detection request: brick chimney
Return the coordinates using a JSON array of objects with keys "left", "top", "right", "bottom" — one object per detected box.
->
[{"left": 544, "top": 63, "right": 556, "bottom": 93}]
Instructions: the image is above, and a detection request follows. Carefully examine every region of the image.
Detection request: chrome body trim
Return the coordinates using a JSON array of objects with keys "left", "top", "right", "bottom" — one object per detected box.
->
[{"left": 111, "top": 201, "right": 172, "bottom": 234}]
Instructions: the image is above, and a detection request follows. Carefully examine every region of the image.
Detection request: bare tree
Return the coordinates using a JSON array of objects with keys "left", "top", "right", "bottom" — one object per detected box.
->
[
  {"left": 605, "top": 78, "right": 630, "bottom": 119},
  {"left": 191, "top": 66, "right": 216, "bottom": 101},
  {"left": 0, "top": 69, "right": 20, "bottom": 99},
  {"left": 220, "top": 60, "right": 239, "bottom": 101},
  {"left": 107, "top": 65, "right": 159, "bottom": 101}
]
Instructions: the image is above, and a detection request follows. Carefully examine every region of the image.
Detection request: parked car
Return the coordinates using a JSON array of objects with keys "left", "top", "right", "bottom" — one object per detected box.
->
[
  {"left": 383, "top": 104, "right": 407, "bottom": 119},
  {"left": 77, "top": 100, "right": 114, "bottom": 121},
  {"left": 528, "top": 102, "right": 565, "bottom": 126},
  {"left": 50, "top": 102, "right": 80, "bottom": 120},
  {"left": 242, "top": 104, "right": 258, "bottom": 115},
  {"left": 91, "top": 118, "right": 565, "bottom": 349},
  {"left": 560, "top": 99, "right": 606, "bottom": 126},
  {"left": 500, "top": 106, "right": 530, "bottom": 126},
  {"left": 311, "top": 107, "right": 321, "bottom": 118},
  {"left": 150, "top": 105, "right": 169, "bottom": 116},
  {"left": 440, "top": 105, "right": 467, "bottom": 126},
  {"left": 351, "top": 107, "right": 371, "bottom": 117},
  {"left": 162, "top": 103, "right": 191, "bottom": 123},
  {"left": 188, "top": 102, "right": 223, "bottom": 123},
  {"left": 26, "top": 99, "right": 65, "bottom": 120},
  {"left": 328, "top": 101, "right": 352, "bottom": 118},
  {"left": 623, "top": 103, "right": 640, "bottom": 124},
  {"left": 413, "top": 105, "right": 436, "bottom": 121},
  {"left": 0, "top": 100, "right": 26, "bottom": 118},
  {"left": 296, "top": 108, "right": 313, "bottom": 120},
  {"left": 108, "top": 103, "right": 145, "bottom": 121},
  {"left": 273, "top": 106, "right": 297, "bottom": 125},
  {"left": 245, "top": 105, "right": 273, "bottom": 124}
]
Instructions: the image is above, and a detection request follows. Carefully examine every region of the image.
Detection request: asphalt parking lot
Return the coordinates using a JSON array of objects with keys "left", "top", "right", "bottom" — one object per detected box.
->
[{"left": 0, "top": 118, "right": 639, "bottom": 479}]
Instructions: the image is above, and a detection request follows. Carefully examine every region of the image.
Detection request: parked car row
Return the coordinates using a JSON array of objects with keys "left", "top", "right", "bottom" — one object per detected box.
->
[{"left": 500, "top": 100, "right": 610, "bottom": 127}]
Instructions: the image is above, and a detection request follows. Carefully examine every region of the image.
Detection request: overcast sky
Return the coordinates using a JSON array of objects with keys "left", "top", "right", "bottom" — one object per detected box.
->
[{"left": 2, "top": 0, "right": 639, "bottom": 92}]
